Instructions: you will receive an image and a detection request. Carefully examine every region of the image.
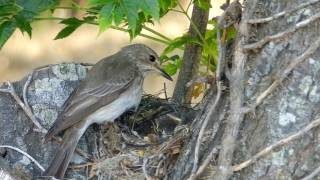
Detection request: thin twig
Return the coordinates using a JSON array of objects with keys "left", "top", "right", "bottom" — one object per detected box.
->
[
  {"left": 0, "top": 81, "right": 47, "bottom": 133},
  {"left": 163, "top": 83, "right": 168, "bottom": 100},
  {"left": 0, "top": 145, "right": 45, "bottom": 171},
  {"left": 69, "top": 162, "right": 96, "bottom": 169},
  {"left": 246, "top": 0, "right": 320, "bottom": 24},
  {"left": 233, "top": 117, "right": 320, "bottom": 172},
  {"left": 142, "top": 157, "right": 153, "bottom": 180},
  {"left": 301, "top": 165, "right": 320, "bottom": 180},
  {"left": 243, "top": 12, "right": 320, "bottom": 51},
  {"left": 189, "top": 26, "right": 225, "bottom": 178},
  {"left": 188, "top": 148, "right": 219, "bottom": 180},
  {"left": 243, "top": 36, "right": 320, "bottom": 113}
]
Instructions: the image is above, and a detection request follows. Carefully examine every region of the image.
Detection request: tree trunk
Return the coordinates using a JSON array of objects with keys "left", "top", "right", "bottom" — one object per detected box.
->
[
  {"left": 170, "top": 0, "right": 320, "bottom": 179},
  {"left": 172, "top": 2, "right": 209, "bottom": 106}
]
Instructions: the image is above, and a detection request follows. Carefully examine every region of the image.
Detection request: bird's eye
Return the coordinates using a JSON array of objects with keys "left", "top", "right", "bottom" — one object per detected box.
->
[{"left": 149, "top": 55, "right": 156, "bottom": 62}]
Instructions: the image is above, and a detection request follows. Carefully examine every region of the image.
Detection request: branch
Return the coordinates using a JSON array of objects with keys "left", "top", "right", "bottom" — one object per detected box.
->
[
  {"left": 188, "top": 148, "right": 219, "bottom": 180},
  {"left": 301, "top": 165, "right": 320, "bottom": 180},
  {"left": 242, "top": 12, "right": 320, "bottom": 51},
  {"left": 213, "top": 35, "right": 247, "bottom": 180},
  {"left": 0, "top": 145, "right": 45, "bottom": 171},
  {"left": 246, "top": 0, "right": 320, "bottom": 24},
  {"left": 0, "top": 81, "right": 47, "bottom": 133},
  {"left": 188, "top": 25, "right": 226, "bottom": 180},
  {"left": 232, "top": 117, "right": 320, "bottom": 172},
  {"left": 243, "top": 36, "right": 320, "bottom": 113}
]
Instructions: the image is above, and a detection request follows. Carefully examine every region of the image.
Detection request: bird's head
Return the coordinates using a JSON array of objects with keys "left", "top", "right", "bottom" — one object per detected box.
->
[{"left": 121, "top": 44, "right": 173, "bottom": 81}]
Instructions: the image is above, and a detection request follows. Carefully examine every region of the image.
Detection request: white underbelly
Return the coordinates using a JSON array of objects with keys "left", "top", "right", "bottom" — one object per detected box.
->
[{"left": 85, "top": 85, "right": 142, "bottom": 124}]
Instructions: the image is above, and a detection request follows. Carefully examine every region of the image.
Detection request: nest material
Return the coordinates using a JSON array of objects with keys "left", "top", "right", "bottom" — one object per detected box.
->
[{"left": 83, "top": 94, "right": 191, "bottom": 179}]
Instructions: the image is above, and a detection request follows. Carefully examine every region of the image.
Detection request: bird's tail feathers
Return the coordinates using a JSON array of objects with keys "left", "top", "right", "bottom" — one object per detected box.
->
[{"left": 43, "top": 127, "right": 82, "bottom": 179}]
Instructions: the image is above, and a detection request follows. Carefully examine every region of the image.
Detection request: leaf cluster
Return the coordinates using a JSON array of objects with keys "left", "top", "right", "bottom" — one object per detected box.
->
[{"left": 0, "top": 0, "right": 58, "bottom": 48}]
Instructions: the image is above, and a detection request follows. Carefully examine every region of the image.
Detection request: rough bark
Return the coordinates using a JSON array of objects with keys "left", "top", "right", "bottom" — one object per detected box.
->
[
  {"left": 172, "top": 2, "right": 209, "bottom": 106},
  {"left": 170, "top": 0, "right": 320, "bottom": 179},
  {"left": 234, "top": 0, "right": 320, "bottom": 179}
]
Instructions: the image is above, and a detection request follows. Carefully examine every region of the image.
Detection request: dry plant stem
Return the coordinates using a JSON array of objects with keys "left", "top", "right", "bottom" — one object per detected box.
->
[
  {"left": 214, "top": 37, "right": 246, "bottom": 180},
  {"left": 301, "top": 165, "right": 320, "bottom": 180},
  {"left": 233, "top": 117, "right": 320, "bottom": 172},
  {"left": 246, "top": 0, "right": 320, "bottom": 24},
  {"left": 0, "top": 81, "right": 47, "bottom": 133},
  {"left": 142, "top": 157, "right": 153, "bottom": 180},
  {"left": 243, "top": 12, "right": 320, "bottom": 50},
  {"left": 0, "top": 145, "right": 45, "bottom": 171},
  {"left": 190, "top": 27, "right": 225, "bottom": 177},
  {"left": 243, "top": 36, "right": 320, "bottom": 113},
  {"left": 191, "top": 81, "right": 222, "bottom": 173},
  {"left": 188, "top": 148, "right": 219, "bottom": 180}
]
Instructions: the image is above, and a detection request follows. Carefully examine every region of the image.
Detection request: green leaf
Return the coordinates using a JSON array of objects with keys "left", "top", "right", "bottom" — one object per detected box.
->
[
  {"left": 162, "top": 35, "right": 189, "bottom": 55},
  {"left": 163, "top": 62, "right": 178, "bottom": 76},
  {"left": 0, "top": 21, "right": 15, "bottom": 49},
  {"left": 60, "top": 17, "right": 83, "bottom": 25},
  {"left": 15, "top": 15, "right": 32, "bottom": 38},
  {"left": 88, "top": 0, "right": 113, "bottom": 5},
  {"left": 122, "top": 0, "right": 139, "bottom": 33},
  {"left": 0, "top": 0, "right": 58, "bottom": 48},
  {"left": 139, "top": 0, "right": 159, "bottom": 20},
  {"left": 113, "top": 5, "right": 124, "bottom": 25},
  {"left": 159, "top": 0, "right": 177, "bottom": 16},
  {"left": 194, "top": 0, "right": 211, "bottom": 10},
  {"left": 0, "top": 4, "right": 22, "bottom": 16},
  {"left": 98, "top": 2, "right": 114, "bottom": 33},
  {"left": 54, "top": 24, "right": 81, "bottom": 40}
]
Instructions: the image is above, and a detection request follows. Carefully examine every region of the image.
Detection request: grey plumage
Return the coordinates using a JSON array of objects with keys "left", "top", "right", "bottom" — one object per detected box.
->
[{"left": 43, "top": 44, "right": 172, "bottom": 179}]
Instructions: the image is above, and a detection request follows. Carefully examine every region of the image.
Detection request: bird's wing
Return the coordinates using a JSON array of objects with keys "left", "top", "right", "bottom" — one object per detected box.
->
[{"left": 45, "top": 59, "right": 139, "bottom": 140}]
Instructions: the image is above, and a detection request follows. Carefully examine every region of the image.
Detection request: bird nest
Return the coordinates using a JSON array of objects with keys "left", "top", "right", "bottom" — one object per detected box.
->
[{"left": 75, "top": 94, "right": 190, "bottom": 179}]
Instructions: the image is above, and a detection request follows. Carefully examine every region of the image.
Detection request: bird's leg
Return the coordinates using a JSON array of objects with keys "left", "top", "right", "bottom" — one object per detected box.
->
[{"left": 0, "top": 74, "right": 47, "bottom": 133}]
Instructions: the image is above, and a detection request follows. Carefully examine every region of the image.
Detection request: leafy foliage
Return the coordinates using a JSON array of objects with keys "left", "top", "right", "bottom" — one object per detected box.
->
[{"left": 0, "top": 0, "right": 58, "bottom": 48}]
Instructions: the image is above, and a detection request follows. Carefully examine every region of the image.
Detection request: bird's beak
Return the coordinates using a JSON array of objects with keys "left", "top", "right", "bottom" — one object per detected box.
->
[{"left": 154, "top": 63, "right": 173, "bottom": 81}]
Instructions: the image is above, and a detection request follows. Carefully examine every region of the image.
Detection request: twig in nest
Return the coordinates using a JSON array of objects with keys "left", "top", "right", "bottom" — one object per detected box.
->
[
  {"left": 0, "top": 145, "right": 45, "bottom": 171},
  {"left": 187, "top": 148, "right": 219, "bottom": 180},
  {"left": 68, "top": 162, "right": 96, "bottom": 169},
  {"left": 163, "top": 83, "right": 168, "bottom": 100},
  {"left": 242, "top": 12, "right": 320, "bottom": 51},
  {"left": 232, "top": 117, "right": 320, "bottom": 172},
  {"left": 142, "top": 157, "right": 154, "bottom": 180},
  {"left": 0, "top": 80, "right": 47, "bottom": 133},
  {"left": 243, "top": 36, "right": 320, "bottom": 113},
  {"left": 301, "top": 165, "right": 320, "bottom": 180},
  {"left": 245, "top": 0, "right": 320, "bottom": 24}
]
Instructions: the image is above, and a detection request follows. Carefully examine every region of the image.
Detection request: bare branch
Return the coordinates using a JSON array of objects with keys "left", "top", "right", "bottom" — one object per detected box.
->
[
  {"left": 244, "top": 36, "right": 320, "bottom": 113},
  {"left": 0, "top": 145, "right": 45, "bottom": 171},
  {"left": 190, "top": 26, "right": 225, "bottom": 177},
  {"left": 0, "top": 81, "right": 47, "bottom": 133},
  {"left": 188, "top": 148, "right": 219, "bottom": 180},
  {"left": 214, "top": 35, "right": 247, "bottom": 180},
  {"left": 301, "top": 165, "right": 320, "bottom": 180},
  {"left": 243, "top": 12, "right": 320, "bottom": 51},
  {"left": 233, "top": 117, "right": 320, "bottom": 172},
  {"left": 246, "top": 0, "right": 320, "bottom": 24}
]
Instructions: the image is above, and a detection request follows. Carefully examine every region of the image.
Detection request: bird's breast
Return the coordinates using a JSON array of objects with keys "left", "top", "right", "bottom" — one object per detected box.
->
[{"left": 85, "top": 82, "right": 143, "bottom": 124}]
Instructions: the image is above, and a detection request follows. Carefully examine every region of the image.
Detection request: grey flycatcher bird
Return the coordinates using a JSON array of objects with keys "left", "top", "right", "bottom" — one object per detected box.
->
[{"left": 43, "top": 44, "right": 172, "bottom": 179}]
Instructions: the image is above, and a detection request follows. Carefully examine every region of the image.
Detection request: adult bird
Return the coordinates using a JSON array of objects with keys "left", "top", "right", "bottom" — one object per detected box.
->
[{"left": 43, "top": 44, "right": 172, "bottom": 179}]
